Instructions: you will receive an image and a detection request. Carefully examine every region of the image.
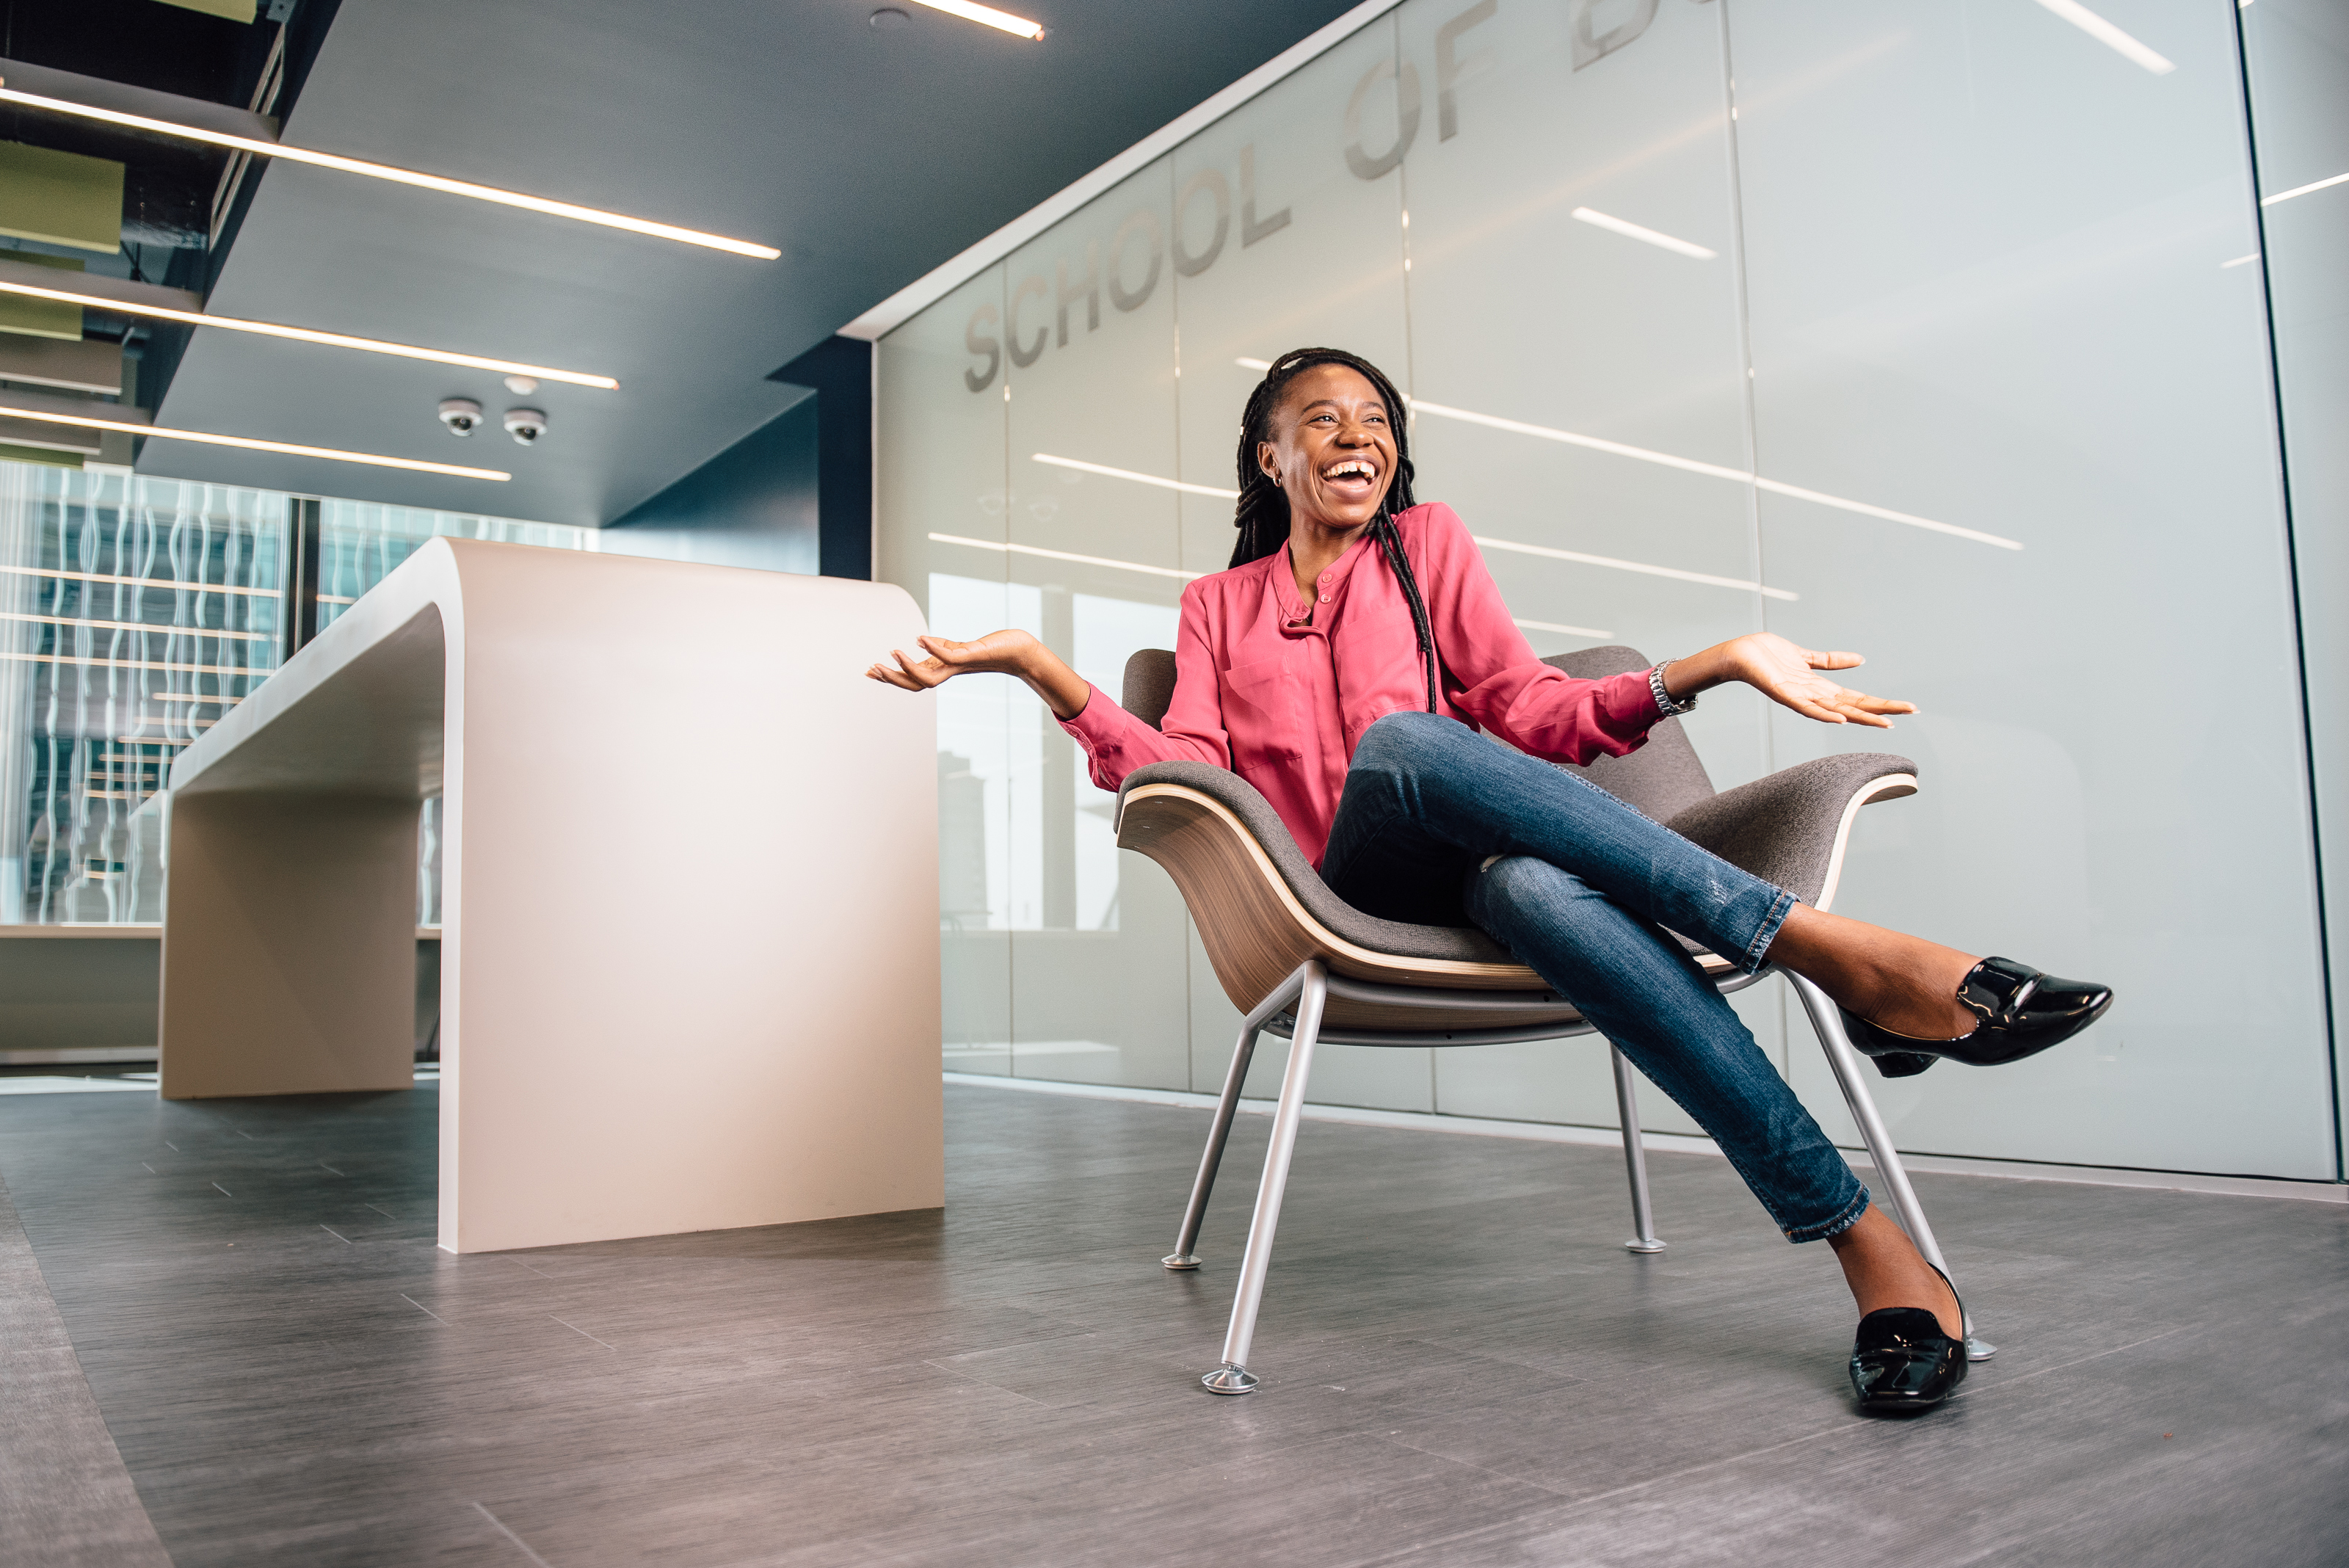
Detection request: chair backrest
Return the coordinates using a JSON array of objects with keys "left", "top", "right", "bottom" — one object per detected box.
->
[
  {"left": 1122, "top": 648, "right": 1179, "bottom": 730},
  {"left": 1539, "top": 647, "right": 1716, "bottom": 824},
  {"left": 1119, "top": 643, "right": 1716, "bottom": 824}
]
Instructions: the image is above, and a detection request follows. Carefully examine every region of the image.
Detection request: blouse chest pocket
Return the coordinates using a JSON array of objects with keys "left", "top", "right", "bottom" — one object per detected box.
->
[{"left": 1221, "top": 650, "right": 1306, "bottom": 761}]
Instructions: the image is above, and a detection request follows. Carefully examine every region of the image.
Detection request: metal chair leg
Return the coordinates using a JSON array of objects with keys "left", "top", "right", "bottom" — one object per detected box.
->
[
  {"left": 1163, "top": 966, "right": 1310, "bottom": 1271},
  {"left": 1202, "top": 959, "right": 1328, "bottom": 1395},
  {"left": 1609, "top": 1045, "right": 1666, "bottom": 1254},
  {"left": 1786, "top": 971, "right": 1996, "bottom": 1362}
]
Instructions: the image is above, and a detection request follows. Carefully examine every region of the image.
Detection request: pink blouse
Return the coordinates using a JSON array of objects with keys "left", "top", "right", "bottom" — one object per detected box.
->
[{"left": 1060, "top": 502, "right": 1664, "bottom": 868}]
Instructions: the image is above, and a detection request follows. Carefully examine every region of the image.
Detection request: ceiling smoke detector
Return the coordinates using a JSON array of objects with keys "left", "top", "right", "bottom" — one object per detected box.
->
[{"left": 504, "top": 374, "right": 540, "bottom": 395}]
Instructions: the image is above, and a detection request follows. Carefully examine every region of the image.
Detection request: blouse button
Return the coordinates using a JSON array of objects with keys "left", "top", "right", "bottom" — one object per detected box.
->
[{"left": 1319, "top": 593, "right": 1332, "bottom": 603}]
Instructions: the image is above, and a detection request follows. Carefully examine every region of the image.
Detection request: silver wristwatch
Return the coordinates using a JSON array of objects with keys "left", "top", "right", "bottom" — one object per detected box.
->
[{"left": 1649, "top": 659, "right": 1697, "bottom": 717}]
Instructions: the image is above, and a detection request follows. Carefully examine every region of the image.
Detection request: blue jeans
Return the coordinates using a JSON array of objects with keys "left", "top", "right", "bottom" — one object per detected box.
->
[{"left": 1318, "top": 711, "right": 1868, "bottom": 1243}]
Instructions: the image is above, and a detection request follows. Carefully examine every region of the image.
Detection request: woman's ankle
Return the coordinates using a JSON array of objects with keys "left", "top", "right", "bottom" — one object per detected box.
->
[
  {"left": 1829, "top": 1208, "right": 1962, "bottom": 1337},
  {"left": 1767, "top": 908, "right": 1978, "bottom": 1039}
]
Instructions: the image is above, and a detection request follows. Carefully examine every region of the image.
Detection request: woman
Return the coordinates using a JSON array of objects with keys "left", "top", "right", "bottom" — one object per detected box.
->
[{"left": 869, "top": 346, "right": 2111, "bottom": 1413}]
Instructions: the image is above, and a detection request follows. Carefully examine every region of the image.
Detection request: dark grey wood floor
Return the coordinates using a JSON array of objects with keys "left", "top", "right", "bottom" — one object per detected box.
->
[{"left": 1, "top": 1078, "right": 2344, "bottom": 1567}]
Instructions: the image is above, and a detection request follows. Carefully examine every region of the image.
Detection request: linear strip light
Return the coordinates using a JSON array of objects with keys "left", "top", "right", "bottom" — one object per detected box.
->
[
  {"left": 0, "top": 650, "right": 272, "bottom": 677},
  {"left": 1032, "top": 453, "right": 1239, "bottom": 498},
  {"left": 316, "top": 594, "right": 358, "bottom": 605},
  {"left": 2027, "top": 0, "right": 2176, "bottom": 74},
  {"left": 0, "top": 563, "right": 282, "bottom": 598},
  {"left": 904, "top": 0, "right": 1048, "bottom": 40},
  {"left": 0, "top": 408, "right": 510, "bottom": 480},
  {"left": 0, "top": 81, "right": 782, "bottom": 259},
  {"left": 2262, "top": 170, "right": 2349, "bottom": 207},
  {"left": 1571, "top": 207, "right": 1717, "bottom": 260},
  {"left": 2221, "top": 253, "right": 2261, "bottom": 268},
  {"left": 0, "top": 278, "right": 620, "bottom": 388},
  {"left": 0, "top": 609, "right": 274, "bottom": 642},
  {"left": 157, "top": 693, "right": 242, "bottom": 704},
  {"left": 1236, "top": 360, "right": 2025, "bottom": 552},
  {"left": 1514, "top": 617, "right": 1613, "bottom": 638},
  {"left": 928, "top": 532, "right": 1202, "bottom": 581},
  {"left": 1476, "top": 534, "right": 1800, "bottom": 601}
]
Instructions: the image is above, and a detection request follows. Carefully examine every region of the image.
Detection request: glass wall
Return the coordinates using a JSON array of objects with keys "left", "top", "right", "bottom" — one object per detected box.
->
[
  {"left": 878, "top": 0, "right": 2336, "bottom": 1179},
  {"left": 0, "top": 461, "right": 595, "bottom": 929}
]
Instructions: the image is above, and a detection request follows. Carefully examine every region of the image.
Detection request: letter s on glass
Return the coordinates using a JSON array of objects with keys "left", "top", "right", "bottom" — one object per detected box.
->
[
  {"left": 1345, "top": 57, "right": 1423, "bottom": 181},
  {"left": 965, "top": 304, "right": 1001, "bottom": 393}
]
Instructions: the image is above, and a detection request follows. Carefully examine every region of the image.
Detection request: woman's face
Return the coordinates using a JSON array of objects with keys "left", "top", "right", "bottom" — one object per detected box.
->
[{"left": 1257, "top": 364, "right": 1399, "bottom": 536}]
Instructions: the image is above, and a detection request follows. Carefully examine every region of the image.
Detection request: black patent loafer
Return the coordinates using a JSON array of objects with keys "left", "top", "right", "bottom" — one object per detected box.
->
[
  {"left": 1842, "top": 957, "right": 2112, "bottom": 1075},
  {"left": 1850, "top": 1305, "right": 1967, "bottom": 1412}
]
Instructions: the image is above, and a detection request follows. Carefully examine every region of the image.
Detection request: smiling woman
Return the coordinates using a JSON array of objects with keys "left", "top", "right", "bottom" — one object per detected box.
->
[{"left": 868, "top": 345, "right": 2115, "bottom": 1413}]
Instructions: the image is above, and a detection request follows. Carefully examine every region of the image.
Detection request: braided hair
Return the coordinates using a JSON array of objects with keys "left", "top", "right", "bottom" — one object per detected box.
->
[{"left": 1231, "top": 347, "right": 1439, "bottom": 711}]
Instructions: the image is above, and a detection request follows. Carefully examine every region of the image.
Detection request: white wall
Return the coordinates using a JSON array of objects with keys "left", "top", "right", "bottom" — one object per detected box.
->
[{"left": 876, "top": 0, "right": 2336, "bottom": 1180}]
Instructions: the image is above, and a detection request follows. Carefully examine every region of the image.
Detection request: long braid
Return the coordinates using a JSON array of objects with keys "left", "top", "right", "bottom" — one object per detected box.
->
[{"left": 1231, "top": 348, "right": 1440, "bottom": 711}]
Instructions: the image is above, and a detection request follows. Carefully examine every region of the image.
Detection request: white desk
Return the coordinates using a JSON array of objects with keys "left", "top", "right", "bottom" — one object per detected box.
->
[{"left": 161, "top": 538, "right": 942, "bottom": 1252}]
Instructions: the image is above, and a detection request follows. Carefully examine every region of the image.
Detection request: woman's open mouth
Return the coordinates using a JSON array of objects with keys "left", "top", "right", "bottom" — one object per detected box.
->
[{"left": 1321, "top": 457, "right": 1380, "bottom": 502}]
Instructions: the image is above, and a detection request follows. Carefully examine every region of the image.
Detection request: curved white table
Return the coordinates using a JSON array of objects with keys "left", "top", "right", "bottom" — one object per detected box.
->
[{"left": 161, "top": 538, "right": 943, "bottom": 1252}]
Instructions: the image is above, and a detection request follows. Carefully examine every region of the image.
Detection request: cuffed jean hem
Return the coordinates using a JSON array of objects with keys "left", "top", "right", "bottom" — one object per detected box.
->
[
  {"left": 1741, "top": 887, "right": 1798, "bottom": 973},
  {"left": 1782, "top": 1184, "right": 1873, "bottom": 1244}
]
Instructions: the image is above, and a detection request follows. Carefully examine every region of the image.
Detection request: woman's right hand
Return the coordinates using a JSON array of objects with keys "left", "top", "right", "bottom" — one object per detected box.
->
[{"left": 865, "top": 629, "right": 1092, "bottom": 719}]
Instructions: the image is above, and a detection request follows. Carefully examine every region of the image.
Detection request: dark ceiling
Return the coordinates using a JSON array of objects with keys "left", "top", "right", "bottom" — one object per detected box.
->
[{"left": 93, "top": 0, "right": 1361, "bottom": 524}]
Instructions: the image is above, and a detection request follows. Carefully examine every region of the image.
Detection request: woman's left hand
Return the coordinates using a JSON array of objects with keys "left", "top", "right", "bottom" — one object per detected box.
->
[{"left": 1670, "top": 633, "right": 1917, "bottom": 728}]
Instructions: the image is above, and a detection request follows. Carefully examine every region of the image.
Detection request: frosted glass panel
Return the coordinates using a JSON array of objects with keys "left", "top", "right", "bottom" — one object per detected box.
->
[
  {"left": 879, "top": 266, "right": 1012, "bottom": 1073},
  {"left": 877, "top": 0, "right": 2336, "bottom": 1177}
]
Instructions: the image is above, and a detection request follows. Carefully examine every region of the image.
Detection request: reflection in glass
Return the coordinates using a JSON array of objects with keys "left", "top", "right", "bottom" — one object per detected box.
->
[{"left": 0, "top": 462, "right": 285, "bottom": 924}]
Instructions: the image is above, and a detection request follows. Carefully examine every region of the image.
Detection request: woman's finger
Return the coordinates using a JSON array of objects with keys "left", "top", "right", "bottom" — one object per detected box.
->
[
  {"left": 889, "top": 647, "right": 948, "bottom": 686},
  {"left": 1804, "top": 648, "right": 1865, "bottom": 671},
  {"left": 1823, "top": 692, "right": 1897, "bottom": 728},
  {"left": 1779, "top": 691, "right": 1847, "bottom": 725}
]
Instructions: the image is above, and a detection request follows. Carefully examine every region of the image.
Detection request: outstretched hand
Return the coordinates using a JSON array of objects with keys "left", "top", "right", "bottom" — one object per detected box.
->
[
  {"left": 1701, "top": 633, "right": 1917, "bottom": 729},
  {"left": 865, "top": 628, "right": 1092, "bottom": 719},
  {"left": 865, "top": 629, "right": 1041, "bottom": 692}
]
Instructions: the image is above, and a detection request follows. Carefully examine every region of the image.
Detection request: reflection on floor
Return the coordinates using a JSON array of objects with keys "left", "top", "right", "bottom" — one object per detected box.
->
[
  {"left": 1, "top": 1079, "right": 2344, "bottom": 1567},
  {"left": 0, "top": 1073, "right": 159, "bottom": 1095}
]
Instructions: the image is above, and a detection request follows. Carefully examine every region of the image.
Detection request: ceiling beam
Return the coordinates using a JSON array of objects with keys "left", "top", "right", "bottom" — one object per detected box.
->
[{"left": 0, "top": 385, "right": 152, "bottom": 424}]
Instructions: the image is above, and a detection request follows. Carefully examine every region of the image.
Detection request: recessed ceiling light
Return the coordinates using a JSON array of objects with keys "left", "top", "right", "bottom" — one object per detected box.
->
[
  {"left": 0, "top": 276, "right": 621, "bottom": 388},
  {"left": 0, "top": 406, "right": 511, "bottom": 480},
  {"left": 902, "top": 0, "right": 1046, "bottom": 40},
  {"left": 870, "top": 7, "right": 912, "bottom": 29},
  {"left": 0, "top": 79, "right": 783, "bottom": 258}
]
